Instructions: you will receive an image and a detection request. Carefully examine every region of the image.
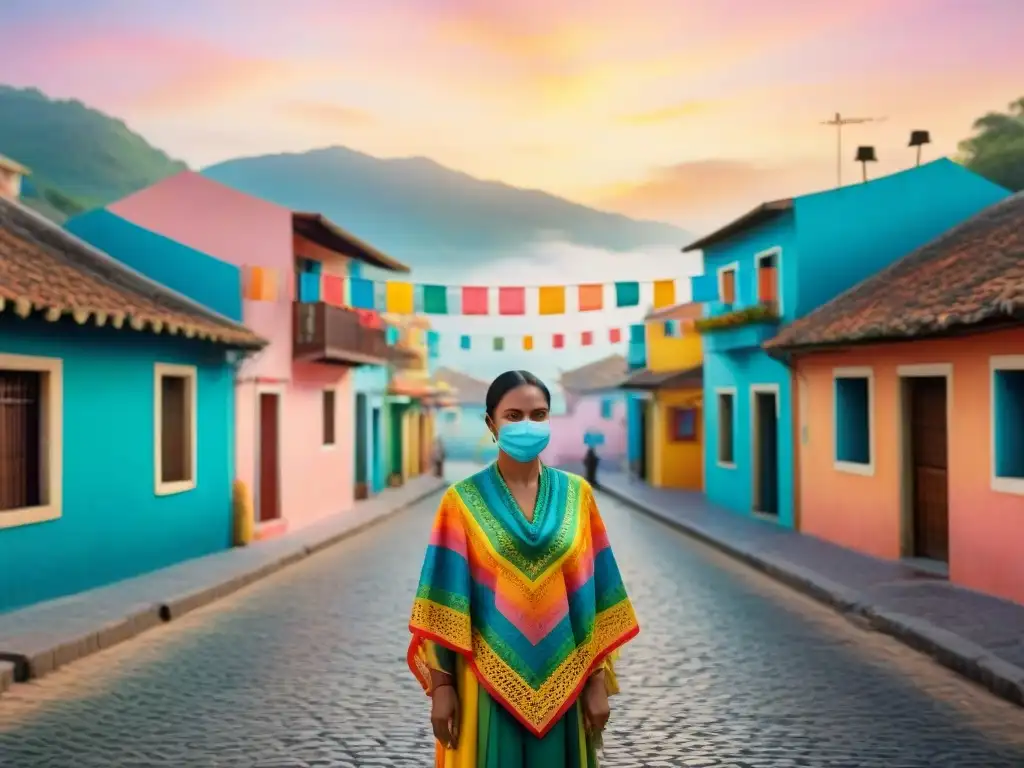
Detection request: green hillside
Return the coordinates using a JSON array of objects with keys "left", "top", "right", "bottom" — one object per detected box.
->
[{"left": 0, "top": 86, "right": 187, "bottom": 220}]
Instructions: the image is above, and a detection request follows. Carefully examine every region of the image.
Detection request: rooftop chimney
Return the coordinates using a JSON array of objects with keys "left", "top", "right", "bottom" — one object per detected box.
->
[
  {"left": 909, "top": 130, "right": 931, "bottom": 167},
  {"left": 855, "top": 146, "right": 877, "bottom": 182},
  {"left": 0, "top": 154, "right": 29, "bottom": 201}
]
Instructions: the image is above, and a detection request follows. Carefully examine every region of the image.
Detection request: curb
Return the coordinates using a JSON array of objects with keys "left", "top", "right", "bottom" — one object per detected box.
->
[
  {"left": 602, "top": 484, "right": 1024, "bottom": 709},
  {"left": 0, "top": 481, "right": 445, "bottom": 690}
]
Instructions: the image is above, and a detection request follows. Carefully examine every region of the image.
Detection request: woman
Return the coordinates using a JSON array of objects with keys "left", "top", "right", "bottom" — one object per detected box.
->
[{"left": 407, "top": 370, "right": 639, "bottom": 767}]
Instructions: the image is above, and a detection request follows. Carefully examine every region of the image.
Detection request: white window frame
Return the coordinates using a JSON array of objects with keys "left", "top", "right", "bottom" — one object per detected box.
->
[
  {"left": 322, "top": 386, "right": 337, "bottom": 449},
  {"left": 715, "top": 386, "right": 737, "bottom": 469},
  {"left": 716, "top": 262, "right": 739, "bottom": 306},
  {"left": 832, "top": 366, "right": 875, "bottom": 476},
  {"left": 990, "top": 355, "right": 1024, "bottom": 496},
  {"left": 154, "top": 363, "right": 198, "bottom": 496},
  {"left": 754, "top": 246, "right": 783, "bottom": 315},
  {"left": 0, "top": 353, "right": 63, "bottom": 529}
]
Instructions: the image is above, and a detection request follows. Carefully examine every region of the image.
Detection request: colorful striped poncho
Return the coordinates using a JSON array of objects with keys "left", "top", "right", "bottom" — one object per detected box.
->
[{"left": 408, "top": 464, "right": 639, "bottom": 761}]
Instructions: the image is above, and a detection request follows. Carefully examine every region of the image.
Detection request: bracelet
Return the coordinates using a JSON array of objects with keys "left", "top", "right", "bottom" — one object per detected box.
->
[{"left": 433, "top": 681, "right": 454, "bottom": 690}]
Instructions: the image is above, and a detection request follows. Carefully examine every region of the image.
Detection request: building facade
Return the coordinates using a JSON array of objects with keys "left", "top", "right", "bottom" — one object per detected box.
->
[
  {"left": 688, "top": 159, "right": 1009, "bottom": 528},
  {"left": 621, "top": 303, "right": 704, "bottom": 490},
  {"left": 433, "top": 367, "right": 496, "bottom": 464},
  {"left": 767, "top": 193, "right": 1023, "bottom": 604},
  {"left": 96, "top": 171, "right": 409, "bottom": 535},
  {"left": 0, "top": 196, "right": 264, "bottom": 612}
]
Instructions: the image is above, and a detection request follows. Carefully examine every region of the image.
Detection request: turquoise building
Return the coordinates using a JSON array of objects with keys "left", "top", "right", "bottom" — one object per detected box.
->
[
  {"left": 687, "top": 159, "right": 1009, "bottom": 528},
  {"left": 0, "top": 199, "right": 263, "bottom": 613},
  {"left": 353, "top": 364, "right": 389, "bottom": 497}
]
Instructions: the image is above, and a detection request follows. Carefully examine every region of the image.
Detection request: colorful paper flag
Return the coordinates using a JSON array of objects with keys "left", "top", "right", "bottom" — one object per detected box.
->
[
  {"left": 615, "top": 281, "right": 641, "bottom": 308},
  {"left": 552, "top": 333, "right": 565, "bottom": 349},
  {"left": 578, "top": 284, "right": 603, "bottom": 312},
  {"left": 493, "top": 337, "right": 505, "bottom": 351},
  {"left": 523, "top": 335, "right": 534, "bottom": 351},
  {"left": 498, "top": 286, "right": 526, "bottom": 315},
  {"left": 427, "top": 330, "right": 440, "bottom": 358},
  {"left": 581, "top": 331, "right": 594, "bottom": 346},
  {"left": 609, "top": 328, "right": 622, "bottom": 343},
  {"left": 653, "top": 279, "right": 676, "bottom": 309},
  {"left": 422, "top": 284, "right": 448, "bottom": 314},
  {"left": 350, "top": 277, "right": 375, "bottom": 309},
  {"left": 244, "top": 266, "right": 280, "bottom": 301},
  {"left": 462, "top": 286, "right": 489, "bottom": 315},
  {"left": 385, "top": 281, "right": 413, "bottom": 313},
  {"left": 385, "top": 326, "right": 400, "bottom": 345},
  {"left": 299, "top": 271, "right": 321, "bottom": 303},
  {"left": 538, "top": 286, "right": 566, "bottom": 315},
  {"left": 322, "top": 274, "right": 345, "bottom": 306},
  {"left": 460, "top": 335, "right": 472, "bottom": 350}
]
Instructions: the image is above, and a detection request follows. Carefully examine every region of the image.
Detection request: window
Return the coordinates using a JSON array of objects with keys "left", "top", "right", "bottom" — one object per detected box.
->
[
  {"left": 716, "top": 390, "right": 735, "bottom": 465},
  {"left": 154, "top": 364, "right": 197, "bottom": 495},
  {"left": 600, "top": 398, "right": 614, "bottom": 419},
  {"left": 718, "top": 266, "right": 737, "bottom": 305},
  {"left": 0, "top": 354, "right": 62, "bottom": 528},
  {"left": 757, "top": 249, "right": 780, "bottom": 308},
  {"left": 322, "top": 389, "right": 336, "bottom": 447},
  {"left": 445, "top": 409, "right": 459, "bottom": 424},
  {"left": 992, "top": 357, "right": 1024, "bottom": 493},
  {"left": 834, "top": 368, "right": 872, "bottom": 473},
  {"left": 669, "top": 407, "right": 698, "bottom": 442}
]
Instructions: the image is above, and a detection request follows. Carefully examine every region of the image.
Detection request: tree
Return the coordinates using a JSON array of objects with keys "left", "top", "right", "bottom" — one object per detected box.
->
[{"left": 958, "top": 97, "right": 1024, "bottom": 192}]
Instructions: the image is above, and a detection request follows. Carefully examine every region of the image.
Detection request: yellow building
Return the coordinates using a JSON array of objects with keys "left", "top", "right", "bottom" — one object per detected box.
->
[
  {"left": 385, "top": 315, "right": 438, "bottom": 484},
  {"left": 621, "top": 302, "right": 704, "bottom": 490}
]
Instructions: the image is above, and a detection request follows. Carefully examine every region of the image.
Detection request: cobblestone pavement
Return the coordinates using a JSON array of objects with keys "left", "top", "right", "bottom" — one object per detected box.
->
[{"left": 2, "top": 488, "right": 1024, "bottom": 767}]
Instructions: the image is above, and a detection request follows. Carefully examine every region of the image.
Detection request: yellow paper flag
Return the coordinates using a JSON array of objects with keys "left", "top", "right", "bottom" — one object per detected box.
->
[
  {"left": 385, "top": 281, "right": 415, "bottom": 314},
  {"left": 538, "top": 286, "right": 566, "bottom": 315},
  {"left": 523, "top": 335, "right": 534, "bottom": 351},
  {"left": 653, "top": 279, "right": 676, "bottom": 309}
]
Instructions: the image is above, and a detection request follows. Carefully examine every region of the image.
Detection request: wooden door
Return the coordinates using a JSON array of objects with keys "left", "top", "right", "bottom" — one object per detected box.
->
[
  {"left": 755, "top": 392, "right": 779, "bottom": 516},
  {"left": 258, "top": 393, "right": 281, "bottom": 522},
  {"left": 909, "top": 377, "right": 949, "bottom": 561}
]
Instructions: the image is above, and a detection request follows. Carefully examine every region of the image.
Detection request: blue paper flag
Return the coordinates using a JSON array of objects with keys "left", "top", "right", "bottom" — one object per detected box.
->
[
  {"left": 460, "top": 335, "right": 471, "bottom": 350},
  {"left": 350, "top": 277, "right": 375, "bottom": 309}
]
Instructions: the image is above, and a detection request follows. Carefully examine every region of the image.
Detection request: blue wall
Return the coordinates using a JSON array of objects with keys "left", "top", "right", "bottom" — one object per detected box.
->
[
  {"left": 0, "top": 315, "right": 236, "bottom": 613},
  {"left": 354, "top": 365, "right": 389, "bottom": 494},
  {"left": 438, "top": 404, "right": 497, "bottom": 462},
  {"left": 66, "top": 210, "right": 244, "bottom": 322}
]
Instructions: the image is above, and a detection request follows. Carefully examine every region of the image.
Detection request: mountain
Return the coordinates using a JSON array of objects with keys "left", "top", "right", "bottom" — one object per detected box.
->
[
  {"left": 0, "top": 86, "right": 186, "bottom": 220},
  {"left": 203, "top": 147, "right": 692, "bottom": 276}
]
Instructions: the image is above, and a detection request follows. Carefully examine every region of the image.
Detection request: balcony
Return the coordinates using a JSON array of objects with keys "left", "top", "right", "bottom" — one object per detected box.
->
[
  {"left": 293, "top": 302, "right": 388, "bottom": 366},
  {"left": 696, "top": 303, "right": 781, "bottom": 354}
]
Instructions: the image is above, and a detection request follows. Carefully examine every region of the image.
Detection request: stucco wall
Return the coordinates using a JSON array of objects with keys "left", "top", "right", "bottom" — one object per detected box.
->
[{"left": 544, "top": 392, "right": 627, "bottom": 468}]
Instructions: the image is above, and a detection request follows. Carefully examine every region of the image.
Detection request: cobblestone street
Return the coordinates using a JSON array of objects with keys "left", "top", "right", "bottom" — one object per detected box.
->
[{"left": 2, "top": 484, "right": 1024, "bottom": 768}]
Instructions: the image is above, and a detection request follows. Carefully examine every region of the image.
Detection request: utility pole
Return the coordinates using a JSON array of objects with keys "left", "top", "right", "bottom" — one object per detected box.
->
[{"left": 820, "top": 112, "right": 887, "bottom": 187}]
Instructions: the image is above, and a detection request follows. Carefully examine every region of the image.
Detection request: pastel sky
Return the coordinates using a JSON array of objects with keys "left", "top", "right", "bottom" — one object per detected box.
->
[{"left": 1, "top": 0, "right": 1022, "bottom": 232}]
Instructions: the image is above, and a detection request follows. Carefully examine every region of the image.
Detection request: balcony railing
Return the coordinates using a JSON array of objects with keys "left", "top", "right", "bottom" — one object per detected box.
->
[{"left": 293, "top": 302, "right": 388, "bottom": 366}]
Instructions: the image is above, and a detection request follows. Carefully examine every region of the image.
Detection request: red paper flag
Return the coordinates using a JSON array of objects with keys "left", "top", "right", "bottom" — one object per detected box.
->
[
  {"left": 552, "top": 333, "right": 565, "bottom": 349},
  {"left": 609, "top": 328, "right": 622, "bottom": 343},
  {"left": 581, "top": 330, "right": 593, "bottom": 346},
  {"left": 462, "top": 286, "right": 489, "bottom": 315},
  {"left": 498, "top": 286, "right": 525, "bottom": 315},
  {"left": 322, "top": 274, "right": 345, "bottom": 306}
]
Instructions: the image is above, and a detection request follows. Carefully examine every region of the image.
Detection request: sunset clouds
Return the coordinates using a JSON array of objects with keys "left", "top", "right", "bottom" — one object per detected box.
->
[{"left": 1, "top": 0, "right": 1022, "bottom": 230}]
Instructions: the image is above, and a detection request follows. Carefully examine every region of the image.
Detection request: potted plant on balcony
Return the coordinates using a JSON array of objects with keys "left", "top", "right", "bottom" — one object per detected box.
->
[{"left": 694, "top": 301, "right": 780, "bottom": 333}]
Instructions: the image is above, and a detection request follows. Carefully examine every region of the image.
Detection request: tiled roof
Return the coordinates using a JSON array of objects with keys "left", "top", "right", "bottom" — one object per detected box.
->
[
  {"left": 621, "top": 365, "right": 703, "bottom": 390},
  {"left": 292, "top": 211, "right": 410, "bottom": 273},
  {"left": 0, "top": 197, "right": 265, "bottom": 348},
  {"left": 560, "top": 354, "right": 629, "bottom": 394},
  {"left": 767, "top": 192, "right": 1024, "bottom": 352},
  {"left": 434, "top": 367, "right": 490, "bottom": 405},
  {"left": 645, "top": 301, "right": 704, "bottom": 323}
]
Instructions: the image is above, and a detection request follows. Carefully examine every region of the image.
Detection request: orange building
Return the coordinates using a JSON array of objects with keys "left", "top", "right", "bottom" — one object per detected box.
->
[{"left": 766, "top": 193, "right": 1024, "bottom": 605}]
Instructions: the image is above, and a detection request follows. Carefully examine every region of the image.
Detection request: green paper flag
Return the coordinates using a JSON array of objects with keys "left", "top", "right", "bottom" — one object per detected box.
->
[
  {"left": 493, "top": 337, "right": 505, "bottom": 351},
  {"left": 422, "top": 284, "right": 448, "bottom": 314},
  {"left": 615, "top": 281, "right": 640, "bottom": 307}
]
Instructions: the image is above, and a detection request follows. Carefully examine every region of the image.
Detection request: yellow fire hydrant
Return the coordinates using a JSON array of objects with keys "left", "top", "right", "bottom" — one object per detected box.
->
[{"left": 232, "top": 480, "right": 254, "bottom": 547}]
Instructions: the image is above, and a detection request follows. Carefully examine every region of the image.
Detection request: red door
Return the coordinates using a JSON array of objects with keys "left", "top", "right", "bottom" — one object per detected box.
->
[
  {"left": 909, "top": 377, "right": 949, "bottom": 561},
  {"left": 258, "top": 393, "right": 281, "bottom": 522}
]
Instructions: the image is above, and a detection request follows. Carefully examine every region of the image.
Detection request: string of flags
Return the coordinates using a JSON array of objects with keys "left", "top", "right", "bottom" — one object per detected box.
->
[
  {"left": 241, "top": 265, "right": 683, "bottom": 315},
  {"left": 430, "top": 318, "right": 689, "bottom": 353}
]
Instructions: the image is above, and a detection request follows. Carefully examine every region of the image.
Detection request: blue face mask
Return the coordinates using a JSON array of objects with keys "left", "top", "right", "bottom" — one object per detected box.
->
[{"left": 497, "top": 420, "right": 551, "bottom": 463}]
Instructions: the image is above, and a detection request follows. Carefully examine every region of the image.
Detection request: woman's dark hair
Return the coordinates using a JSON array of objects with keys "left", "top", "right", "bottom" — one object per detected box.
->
[{"left": 485, "top": 370, "right": 551, "bottom": 419}]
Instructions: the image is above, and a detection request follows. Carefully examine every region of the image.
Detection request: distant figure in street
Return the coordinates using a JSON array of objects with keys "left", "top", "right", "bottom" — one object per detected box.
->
[
  {"left": 432, "top": 437, "right": 445, "bottom": 478},
  {"left": 407, "top": 370, "right": 639, "bottom": 767},
  {"left": 583, "top": 445, "right": 600, "bottom": 488}
]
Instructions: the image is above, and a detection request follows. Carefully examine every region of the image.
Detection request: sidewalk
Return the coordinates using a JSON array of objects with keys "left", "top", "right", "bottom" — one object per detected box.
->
[
  {"left": 0, "top": 475, "right": 445, "bottom": 696},
  {"left": 599, "top": 474, "right": 1024, "bottom": 708}
]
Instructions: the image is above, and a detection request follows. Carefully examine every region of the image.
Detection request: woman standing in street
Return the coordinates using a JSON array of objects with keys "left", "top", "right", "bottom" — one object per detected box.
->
[{"left": 407, "top": 370, "right": 639, "bottom": 767}]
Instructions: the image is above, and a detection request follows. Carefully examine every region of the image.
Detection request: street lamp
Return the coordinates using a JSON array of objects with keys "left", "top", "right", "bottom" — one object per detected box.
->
[
  {"left": 909, "top": 130, "right": 931, "bottom": 167},
  {"left": 855, "top": 145, "right": 877, "bottom": 183}
]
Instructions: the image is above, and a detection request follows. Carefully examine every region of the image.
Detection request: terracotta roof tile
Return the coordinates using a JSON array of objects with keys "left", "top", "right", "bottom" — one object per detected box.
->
[
  {"left": 0, "top": 197, "right": 265, "bottom": 348},
  {"left": 767, "top": 193, "right": 1024, "bottom": 352},
  {"left": 621, "top": 365, "right": 703, "bottom": 390},
  {"left": 645, "top": 301, "right": 703, "bottom": 323},
  {"left": 560, "top": 354, "right": 628, "bottom": 393}
]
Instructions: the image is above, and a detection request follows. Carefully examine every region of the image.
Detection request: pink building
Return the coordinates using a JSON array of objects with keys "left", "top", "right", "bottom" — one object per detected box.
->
[
  {"left": 109, "top": 172, "right": 409, "bottom": 537},
  {"left": 543, "top": 355, "right": 629, "bottom": 469}
]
